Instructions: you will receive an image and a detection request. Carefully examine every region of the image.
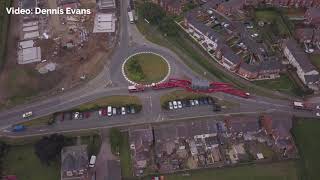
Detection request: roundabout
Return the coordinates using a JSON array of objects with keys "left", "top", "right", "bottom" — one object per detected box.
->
[{"left": 122, "top": 52, "right": 171, "bottom": 86}]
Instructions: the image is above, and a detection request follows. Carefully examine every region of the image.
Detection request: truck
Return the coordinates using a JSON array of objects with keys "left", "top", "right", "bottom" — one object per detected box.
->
[
  {"left": 128, "top": 85, "right": 145, "bottom": 93},
  {"left": 12, "top": 125, "right": 26, "bottom": 132},
  {"left": 293, "top": 101, "right": 313, "bottom": 111}
]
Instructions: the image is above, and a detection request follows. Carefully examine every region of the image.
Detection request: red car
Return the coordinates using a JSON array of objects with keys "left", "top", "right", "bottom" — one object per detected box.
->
[
  {"left": 99, "top": 108, "right": 107, "bottom": 116},
  {"left": 84, "top": 112, "right": 91, "bottom": 118}
]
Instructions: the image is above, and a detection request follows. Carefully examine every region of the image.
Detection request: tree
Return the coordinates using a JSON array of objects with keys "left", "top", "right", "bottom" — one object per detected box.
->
[
  {"left": 139, "top": 2, "right": 165, "bottom": 24},
  {"left": 109, "top": 128, "right": 123, "bottom": 155},
  {"left": 159, "top": 17, "right": 178, "bottom": 36},
  {"left": 0, "top": 141, "right": 8, "bottom": 176},
  {"left": 34, "top": 134, "right": 69, "bottom": 165}
]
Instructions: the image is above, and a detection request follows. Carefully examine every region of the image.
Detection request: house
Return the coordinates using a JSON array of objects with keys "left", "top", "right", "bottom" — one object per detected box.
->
[
  {"left": 129, "top": 126, "right": 154, "bottom": 176},
  {"left": 152, "top": 0, "right": 186, "bottom": 15},
  {"left": 305, "top": 7, "right": 320, "bottom": 27},
  {"left": 61, "top": 145, "right": 88, "bottom": 180},
  {"left": 216, "top": 44, "right": 242, "bottom": 71},
  {"left": 282, "top": 39, "right": 319, "bottom": 90},
  {"left": 217, "top": 0, "right": 246, "bottom": 16}
]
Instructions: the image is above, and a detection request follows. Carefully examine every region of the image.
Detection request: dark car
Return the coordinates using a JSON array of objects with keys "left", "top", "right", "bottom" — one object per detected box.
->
[
  {"left": 84, "top": 112, "right": 90, "bottom": 118},
  {"left": 207, "top": 97, "right": 214, "bottom": 105},
  {"left": 198, "top": 98, "right": 204, "bottom": 105},
  {"left": 203, "top": 98, "right": 209, "bottom": 105},
  {"left": 116, "top": 108, "right": 122, "bottom": 115},
  {"left": 213, "top": 104, "right": 221, "bottom": 112},
  {"left": 126, "top": 106, "right": 132, "bottom": 114},
  {"left": 64, "top": 112, "right": 72, "bottom": 120},
  {"left": 185, "top": 100, "right": 191, "bottom": 107}
]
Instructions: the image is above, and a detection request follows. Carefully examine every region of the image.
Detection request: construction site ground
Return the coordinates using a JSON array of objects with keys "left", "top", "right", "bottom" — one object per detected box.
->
[{"left": 0, "top": 0, "right": 114, "bottom": 108}]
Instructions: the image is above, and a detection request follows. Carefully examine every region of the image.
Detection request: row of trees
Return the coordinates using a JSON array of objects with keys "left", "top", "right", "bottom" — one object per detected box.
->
[{"left": 139, "top": 2, "right": 178, "bottom": 36}]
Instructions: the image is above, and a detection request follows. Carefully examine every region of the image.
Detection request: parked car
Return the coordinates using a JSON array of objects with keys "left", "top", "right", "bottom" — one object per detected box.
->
[
  {"left": 112, "top": 108, "right": 117, "bottom": 115},
  {"left": 213, "top": 104, "right": 221, "bottom": 112},
  {"left": 173, "top": 101, "right": 178, "bottom": 109},
  {"left": 317, "top": 105, "right": 320, "bottom": 110},
  {"left": 177, "top": 101, "right": 182, "bottom": 109},
  {"left": 74, "top": 112, "right": 80, "bottom": 120},
  {"left": 316, "top": 112, "right": 320, "bottom": 117},
  {"left": 199, "top": 98, "right": 204, "bottom": 105},
  {"left": 190, "top": 100, "right": 195, "bottom": 106},
  {"left": 126, "top": 106, "right": 131, "bottom": 114},
  {"left": 99, "top": 108, "right": 107, "bottom": 116},
  {"left": 181, "top": 100, "right": 187, "bottom": 107},
  {"left": 168, "top": 102, "right": 173, "bottom": 110},
  {"left": 107, "top": 106, "right": 112, "bottom": 116},
  {"left": 84, "top": 112, "right": 90, "bottom": 118},
  {"left": 203, "top": 98, "right": 209, "bottom": 104},
  {"left": 116, "top": 108, "right": 122, "bottom": 115},
  {"left": 121, "top": 107, "right": 126, "bottom": 115},
  {"left": 194, "top": 99, "right": 199, "bottom": 106},
  {"left": 22, "top": 111, "right": 33, "bottom": 118},
  {"left": 185, "top": 100, "right": 191, "bottom": 107},
  {"left": 130, "top": 106, "right": 136, "bottom": 114}
]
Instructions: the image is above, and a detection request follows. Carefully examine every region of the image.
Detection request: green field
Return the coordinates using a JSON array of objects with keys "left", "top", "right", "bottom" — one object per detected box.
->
[
  {"left": 310, "top": 54, "right": 320, "bottom": 71},
  {"left": 143, "top": 161, "right": 299, "bottom": 180},
  {"left": 124, "top": 53, "right": 169, "bottom": 84},
  {"left": 74, "top": 95, "right": 142, "bottom": 111},
  {"left": 3, "top": 145, "right": 60, "bottom": 180},
  {"left": 253, "top": 74, "right": 302, "bottom": 96},
  {"left": 292, "top": 119, "right": 320, "bottom": 180},
  {"left": 0, "top": 0, "right": 10, "bottom": 69}
]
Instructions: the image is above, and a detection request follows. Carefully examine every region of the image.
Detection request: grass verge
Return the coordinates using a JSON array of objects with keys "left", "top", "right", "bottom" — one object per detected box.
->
[
  {"left": 124, "top": 53, "right": 169, "bottom": 84},
  {"left": 18, "top": 115, "right": 54, "bottom": 127},
  {"left": 292, "top": 118, "right": 320, "bottom": 180},
  {"left": 119, "top": 132, "right": 133, "bottom": 178}
]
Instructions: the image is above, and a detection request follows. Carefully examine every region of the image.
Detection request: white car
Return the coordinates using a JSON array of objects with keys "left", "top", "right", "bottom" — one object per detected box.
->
[
  {"left": 112, "top": 108, "right": 117, "bottom": 115},
  {"left": 172, "top": 101, "right": 178, "bottom": 109},
  {"left": 316, "top": 112, "right": 320, "bottom": 117},
  {"left": 316, "top": 105, "right": 320, "bottom": 110},
  {"left": 121, "top": 107, "right": 126, "bottom": 115},
  {"left": 22, "top": 111, "right": 33, "bottom": 118},
  {"left": 177, "top": 101, "right": 182, "bottom": 109},
  {"left": 194, "top": 100, "right": 199, "bottom": 106},
  {"left": 251, "top": 33, "right": 258, "bottom": 37},
  {"left": 168, "top": 102, "right": 173, "bottom": 110},
  {"left": 190, "top": 100, "right": 195, "bottom": 106},
  {"left": 74, "top": 112, "right": 80, "bottom": 119}
]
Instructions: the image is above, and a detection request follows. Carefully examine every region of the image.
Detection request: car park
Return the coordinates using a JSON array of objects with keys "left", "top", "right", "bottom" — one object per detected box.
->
[
  {"left": 168, "top": 102, "right": 173, "bottom": 110},
  {"left": 173, "top": 101, "right": 178, "bottom": 109},
  {"left": 121, "top": 107, "right": 126, "bottom": 115},
  {"left": 177, "top": 101, "right": 182, "bottom": 108}
]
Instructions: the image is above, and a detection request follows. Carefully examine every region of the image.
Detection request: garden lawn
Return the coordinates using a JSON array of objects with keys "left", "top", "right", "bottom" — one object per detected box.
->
[
  {"left": 292, "top": 118, "right": 320, "bottom": 180},
  {"left": 253, "top": 74, "right": 301, "bottom": 96},
  {"left": 3, "top": 144, "right": 60, "bottom": 180},
  {"left": 124, "top": 53, "right": 169, "bottom": 84}
]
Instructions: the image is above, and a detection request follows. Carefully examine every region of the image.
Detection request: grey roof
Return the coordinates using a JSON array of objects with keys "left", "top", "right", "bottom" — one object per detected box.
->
[
  {"left": 220, "top": 44, "right": 242, "bottom": 64},
  {"left": 304, "top": 74, "right": 319, "bottom": 83},
  {"left": 283, "top": 39, "right": 317, "bottom": 73},
  {"left": 22, "top": 0, "right": 37, "bottom": 9},
  {"left": 61, "top": 145, "right": 88, "bottom": 172}
]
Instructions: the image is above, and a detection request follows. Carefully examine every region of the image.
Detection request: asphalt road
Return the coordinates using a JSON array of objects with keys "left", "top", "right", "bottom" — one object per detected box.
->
[{"left": 0, "top": 0, "right": 316, "bottom": 136}]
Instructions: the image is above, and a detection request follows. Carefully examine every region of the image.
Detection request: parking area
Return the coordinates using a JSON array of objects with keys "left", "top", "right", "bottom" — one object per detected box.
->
[
  {"left": 164, "top": 97, "right": 222, "bottom": 112},
  {"left": 54, "top": 105, "right": 141, "bottom": 123}
]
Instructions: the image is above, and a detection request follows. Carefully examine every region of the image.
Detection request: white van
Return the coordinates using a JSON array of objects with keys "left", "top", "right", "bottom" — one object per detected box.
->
[
  {"left": 89, "top": 155, "right": 96, "bottom": 168},
  {"left": 107, "top": 106, "right": 112, "bottom": 116}
]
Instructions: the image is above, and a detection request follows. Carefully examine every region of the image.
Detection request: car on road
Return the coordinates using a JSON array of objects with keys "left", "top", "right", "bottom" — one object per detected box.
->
[
  {"left": 177, "top": 101, "right": 182, "bottom": 109},
  {"left": 173, "top": 101, "right": 178, "bottom": 109},
  {"left": 168, "top": 102, "right": 173, "bottom": 110},
  {"left": 22, "top": 111, "right": 33, "bottom": 118},
  {"left": 107, "top": 106, "right": 112, "bottom": 116},
  {"left": 121, "top": 107, "right": 126, "bottom": 115}
]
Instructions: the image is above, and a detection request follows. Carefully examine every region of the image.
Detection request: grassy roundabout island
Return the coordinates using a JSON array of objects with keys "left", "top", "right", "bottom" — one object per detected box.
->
[{"left": 124, "top": 53, "right": 169, "bottom": 85}]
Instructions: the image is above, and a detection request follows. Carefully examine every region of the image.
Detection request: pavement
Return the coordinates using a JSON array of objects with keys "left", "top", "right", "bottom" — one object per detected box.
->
[{"left": 0, "top": 0, "right": 317, "bottom": 137}]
